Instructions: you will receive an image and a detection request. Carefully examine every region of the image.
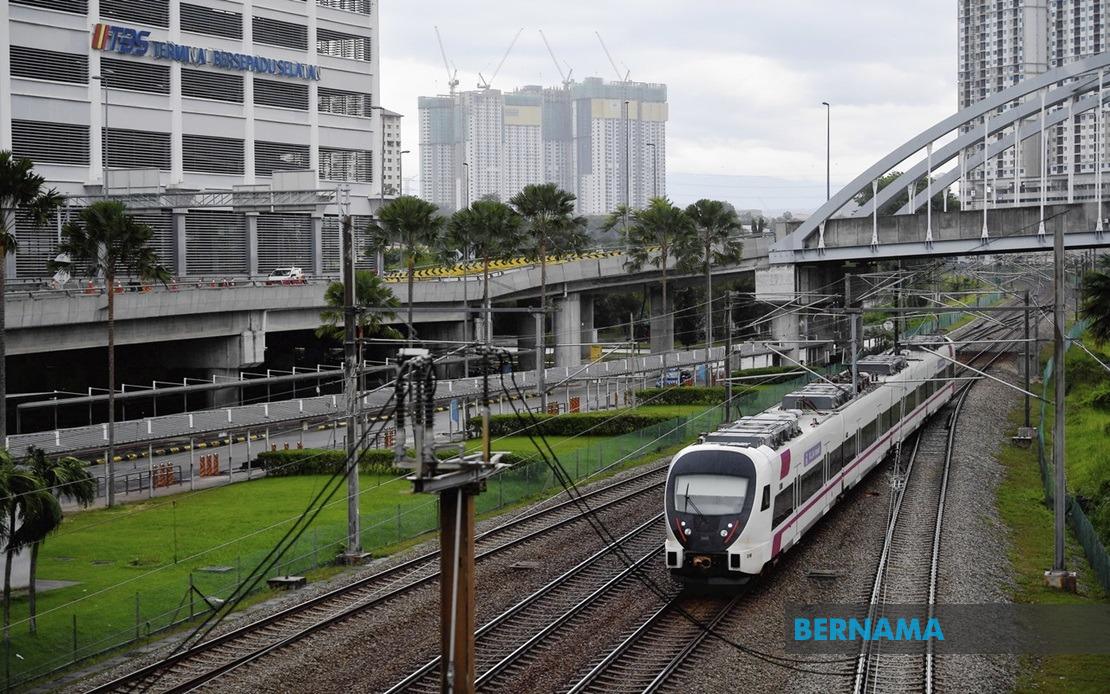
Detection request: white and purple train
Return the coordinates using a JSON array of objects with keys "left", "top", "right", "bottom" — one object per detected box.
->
[{"left": 664, "top": 340, "right": 957, "bottom": 585}]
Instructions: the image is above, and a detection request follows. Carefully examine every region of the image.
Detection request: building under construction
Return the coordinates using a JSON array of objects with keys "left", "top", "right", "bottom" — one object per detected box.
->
[{"left": 418, "top": 77, "right": 668, "bottom": 215}]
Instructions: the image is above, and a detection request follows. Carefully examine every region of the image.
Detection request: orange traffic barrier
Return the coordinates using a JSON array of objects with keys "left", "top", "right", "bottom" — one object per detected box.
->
[
  {"left": 271, "top": 443, "right": 277, "bottom": 452},
  {"left": 296, "top": 441, "right": 303, "bottom": 449},
  {"left": 84, "top": 281, "right": 97, "bottom": 295},
  {"left": 570, "top": 397, "right": 581, "bottom": 413},
  {"left": 283, "top": 442, "right": 290, "bottom": 450}
]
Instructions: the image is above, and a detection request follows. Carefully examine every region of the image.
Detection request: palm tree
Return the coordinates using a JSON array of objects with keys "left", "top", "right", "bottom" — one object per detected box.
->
[
  {"left": 0, "top": 152, "right": 63, "bottom": 442},
  {"left": 0, "top": 450, "right": 60, "bottom": 639},
  {"left": 682, "top": 199, "right": 743, "bottom": 348},
  {"left": 1081, "top": 255, "right": 1110, "bottom": 344},
  {"left": 601, "top": 202, "right": 633, "bottom": 251},
  {"left": 622, "top": 197, "right": 695, "bottom": 352},
  {"left": 24, "top": 447, "right": 95, "bottom": 633},
  {"left": 56, "top": 201, "right": 168, "bottom": 508},
  {"left": 446, "top": 200, "right": 525, "bottom": 343},
  {"left": 366, "top": 196, "right": 445, "bottom": 344},
  {"left": 508, "top": 183, "right": 588, "bottom": 324},
  {"left": 317, "top": 270, "right": 402, "bottom": 342}
]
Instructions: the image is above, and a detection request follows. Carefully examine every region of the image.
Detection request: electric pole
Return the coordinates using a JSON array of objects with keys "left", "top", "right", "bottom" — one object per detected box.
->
[
  {"left": 341, "top": 210, "right": 366, "bottom": 562},
  {"left": 724, "top": 292, "right": 734, "bottom": 421},
  {"left": 1046, "top": 213, "right": 1075, "bottom": 591}
]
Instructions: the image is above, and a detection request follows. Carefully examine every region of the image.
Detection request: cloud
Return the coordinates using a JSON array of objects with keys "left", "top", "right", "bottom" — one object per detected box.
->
[{"left": 379, "top": 0, "right": 957, "bottom": 205}]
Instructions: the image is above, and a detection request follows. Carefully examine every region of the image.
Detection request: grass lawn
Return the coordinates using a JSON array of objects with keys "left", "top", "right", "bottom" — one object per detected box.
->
[
  {"left": 997, "top": 379, "right": 1110, "bottom": 691},
  {"left": 10, "top": 402, "right": 721, "bottom": 686}
]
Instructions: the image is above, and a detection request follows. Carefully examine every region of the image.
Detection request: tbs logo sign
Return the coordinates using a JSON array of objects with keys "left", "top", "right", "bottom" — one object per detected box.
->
[{"left": 91, "top": 23, "right": 150, "bottom": 56}]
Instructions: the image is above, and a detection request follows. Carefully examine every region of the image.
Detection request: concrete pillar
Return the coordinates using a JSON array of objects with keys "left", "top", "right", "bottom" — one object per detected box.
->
[
  {"left": 771, "top": 311, "right": 801, "bottom": 365},
  {"left": 554, "top": 293, "right": 582, "bottom": 367},
  {"left": 179, "top": 313, "right": 267, "bottom": 407},
  {"left": 580, "top": 294, "right": 597, "bottom": 347},
  {"left": 173, "top": 208, "right": 188, "bottom": 276},
  {"left": 311, "top": 214, "right": 324, "bottom": 277},
  {"left": 245, "top": 212, "right": 259, "bottom": 277},
  {"left": 649, "top": 285, "right": 674, "bottom": 354}
]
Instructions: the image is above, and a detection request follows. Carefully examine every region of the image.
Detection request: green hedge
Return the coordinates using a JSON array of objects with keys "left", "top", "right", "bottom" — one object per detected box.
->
[
  {"left": 255, "top": 448, "right": 401, "bottom": 477},
  {"left": 632, "top": 386, "right": 753, "bottom": 406},
  {"left": 473, "top": 411, "right": 675, "bottom": 437},
  {"left": 730, "top": 364, "right": 803, "bottom": 384}
]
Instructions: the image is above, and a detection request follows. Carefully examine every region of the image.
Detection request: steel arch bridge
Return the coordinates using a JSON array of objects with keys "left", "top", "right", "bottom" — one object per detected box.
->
[{"left": 771, "top": 53, "right": 1110, "bottom": 265}]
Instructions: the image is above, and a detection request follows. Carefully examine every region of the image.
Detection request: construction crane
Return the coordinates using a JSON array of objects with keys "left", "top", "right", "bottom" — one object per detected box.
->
[
  {"left": 539, "top": 29, "right": 574, "bottom": 89},
  {"left": 434, "top": 26, "right": 459, "bottom": 96},
  {"left": 595, "top": 31, "right": 630, "bottom": 82},
  {"left": 477, "top": 27, "right": 524, "bottom": 90}
]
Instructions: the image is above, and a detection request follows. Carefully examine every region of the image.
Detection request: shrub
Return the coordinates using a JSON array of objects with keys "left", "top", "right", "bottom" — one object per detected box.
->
[
  {"left": 632, "top": 386, "right": 751, "bottom": 406},
  {"left": 1090, "top": 385, "right": 1110, "bottom": 411},
  {"left": 473, "top": 410, "right": 675, "bottom": 437},
  {"left": 730, "top": 365, "right": 804, "bottom": 384},
  {"left": 254, "top": 448, "right": 401, "bottom": 477}
]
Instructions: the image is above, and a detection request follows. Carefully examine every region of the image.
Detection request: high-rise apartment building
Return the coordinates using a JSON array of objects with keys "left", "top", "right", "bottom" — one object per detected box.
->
[
  {"left": 957, "top": 0, "right": 1109, "bottom": 207},
  {"left": 418, "top": 77, "right": 667, "bottom": 215},
  {"left": 0, "top": 0, "right": 386, "bottom": 279}
]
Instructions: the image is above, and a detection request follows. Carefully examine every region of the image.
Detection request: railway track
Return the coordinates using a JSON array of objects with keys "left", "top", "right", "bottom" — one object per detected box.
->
[
  {"left": 88, "top": 462, "right": 669, "bottom": 693},
  {"left": 562, "top": 594, "right": 739, "bottom": 694},
  {"left": 851, "top": 326, "right": 1021, "bottom": 694},
  {"left": 383, "top": 517, "right": 664, "bottom": 693}
]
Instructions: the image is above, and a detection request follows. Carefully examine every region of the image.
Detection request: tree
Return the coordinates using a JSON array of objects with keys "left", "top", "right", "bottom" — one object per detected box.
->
[
  {"left": 853, "top": 170, "right": 960, "bottom": 216},
  {"left": 1081, "top": 255, "right": 1110, "bottom": 344},
  {"left": 316, "top": 270, "right": 402, "bottom": 342},
  {"left": 56, "top": 201, "right": 168, "bottom": 508},
  {"left": 0, "top": 450, "right": 60, "bottom": 639},
  {"left": 601, "top": 203, "right": 634, "bottom": 248},
  {"left": 366, "top": 196, "right": 445, "bottom": 344},
  {"left": 682, "top": 199, "right": 743, "bottom": 347},
  {"left": 0, "top": 152, "right": 63, "bottom": 442},
  {"left": 508, "top": 184, "right": 588, "bottom": 325},
  {"left": 24, "top": 448, "right": 95, "bottom": 634},
  {"left": 622, "top": 197, "right": 695, "bottom": 352},
  {"left": 445, "top": 200, "right": 525, "bottom": 343},
  {"left": 751, "top": 216, "right": 768, "bottom": 234}
]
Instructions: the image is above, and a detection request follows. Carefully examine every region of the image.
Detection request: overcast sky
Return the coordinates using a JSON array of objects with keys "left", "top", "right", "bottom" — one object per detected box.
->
[{"left": 380, "top": 1, "right": 957, "bottom": 210}]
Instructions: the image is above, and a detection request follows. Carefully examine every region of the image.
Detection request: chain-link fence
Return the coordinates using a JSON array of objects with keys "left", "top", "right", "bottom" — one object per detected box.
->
[{"left": 1035, "top": 320, "right": 1110, "bottom": 593}]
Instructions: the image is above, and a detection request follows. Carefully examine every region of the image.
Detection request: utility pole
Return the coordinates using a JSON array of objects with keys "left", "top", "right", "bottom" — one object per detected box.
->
[
  {"left": 341, "top": 212, "right": 365, "bottom": 562},
  {"left": 535, "top": 311, "right": 547, "bottom": 411},
  {"left": 1024, "top": 289, "right": 1031, "bottom": 429},
  {"left": 462, "top": 162, "right": 471, "bottom": 379},
  {"left": 724, "top": 292, "right": 734, "bottom": 421},
  {"left": 1046, "top": 210, "right": 1075, "bottom": 591},
  {"left": 844, "top": 274, "right": 859, "bottom": 394}
]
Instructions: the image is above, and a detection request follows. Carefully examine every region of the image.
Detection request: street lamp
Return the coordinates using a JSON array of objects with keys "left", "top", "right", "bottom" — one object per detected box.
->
[
  {"left": 398, "top": 149, "right": 411, "bottom": 196},
  {"left": 821, "top": 101, "right": 831, "bottom": 201},
  {"left": 461, "top": 161, "right": 471, "bottom": 377},
  {"left": 646, "top": 142, "right": 657, "bottom": 199}
]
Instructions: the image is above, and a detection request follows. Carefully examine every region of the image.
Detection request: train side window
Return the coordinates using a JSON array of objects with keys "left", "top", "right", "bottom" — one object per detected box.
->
[
  {"left": 860, "top": 420, "right": 877, "bottom": 450},
  {"left": 800, "top": 464, "right": 823, "bottom": 500},
  {"left": 904, "top": 389, "right": 917, "bottom": 413},
  {"left": 761, "top": 485, "right": 770, "bottom": 511},
  {"left": 829, "top": 444, "right": 843, "bottom": 474},
  {"left": 772, "top": 483, "right": 794, "bottom": 527},
  {"left": 916, "top": 383, "right": 928, "bottom": 404},
  {"left": 881, "top": 405, "right": 895, "bottom": 432},
  {"left": 843, "top": 433, "right": 857, "bottom": 462}
]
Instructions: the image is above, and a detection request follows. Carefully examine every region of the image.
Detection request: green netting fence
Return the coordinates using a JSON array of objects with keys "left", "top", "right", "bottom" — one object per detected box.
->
[
  {"left": 9, "top": 374, "right": 811, "bottom": 688},
  {"left": 1035, "top": 320, "right": 1110, "bottom": 592},
  {"left": 904, "top": 291, "right": 1003, "bottom": 337}
]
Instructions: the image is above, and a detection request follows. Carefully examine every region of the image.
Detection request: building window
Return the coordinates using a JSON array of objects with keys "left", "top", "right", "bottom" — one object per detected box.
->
[
  {"left": 254, "top": 79, "right": 309, "bottom": 111},
  {"left": 180, "top": 3, "right": 243, "bottom": 40},
  {"left": 319, "top": 87, "right": 373, "bottom": 117},
  {"left": 253, "top": 16, "right": 308, "bottom": 51},
  {"left": 317, "top": 0, "right": 372, "bottom": 14},
  {"left": 255, "top": 140, "right": 310, "bottom": 177},
  {"left": 101, "top": 57, "right": 170, "bottom": 94},
  {"left": 100, "top": 0, "right": 169, "bottom": 28},
  {"left": 320, "top": 147, "right": 372, "bottom": 182},
  {"left": 317, "top": 28, "right": 372, "bottom": 61},
  {"left": 11, "top": 0, "right": 87, "bottom": 14},
  {"left": 182, "top": 68, "right": 244, "bottom": 103},
  {"left": 183, "top": 134, "right": 244, "bottom": 175},
  {"left": 10, "top": 46, "right": 87, "bottom": 84},
  {"left": 104, "top": 127, "right": 171, "bottom": 170},
  {"left": 12, "top": 120, "right": 89, "bottom": 165}
]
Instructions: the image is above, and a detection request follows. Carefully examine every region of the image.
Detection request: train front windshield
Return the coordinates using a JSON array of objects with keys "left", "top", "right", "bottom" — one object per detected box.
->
[{"left": 672, "top": 474, "right": 748, "bottom": 516}]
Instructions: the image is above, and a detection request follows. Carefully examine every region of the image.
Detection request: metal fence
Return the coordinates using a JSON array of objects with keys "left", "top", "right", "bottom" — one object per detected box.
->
[{"left": 1035, "top": 320, "right": 1110, "bottom": 592}]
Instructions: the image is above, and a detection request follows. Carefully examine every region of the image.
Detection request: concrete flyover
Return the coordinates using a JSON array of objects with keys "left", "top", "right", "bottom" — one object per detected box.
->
[{"left": 4, "top": 236, "right": 774, "bottom": 372}]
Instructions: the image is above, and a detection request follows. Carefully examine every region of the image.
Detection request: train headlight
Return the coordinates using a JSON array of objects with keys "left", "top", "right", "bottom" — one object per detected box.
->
[{"left": 720, "top": 529, "right": 728, "bottom": 537}]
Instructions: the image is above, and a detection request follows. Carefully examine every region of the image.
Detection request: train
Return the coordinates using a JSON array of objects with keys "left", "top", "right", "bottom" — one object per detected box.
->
[{"left": 664, "top": 338, "right": 957, "bottom": 585}]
